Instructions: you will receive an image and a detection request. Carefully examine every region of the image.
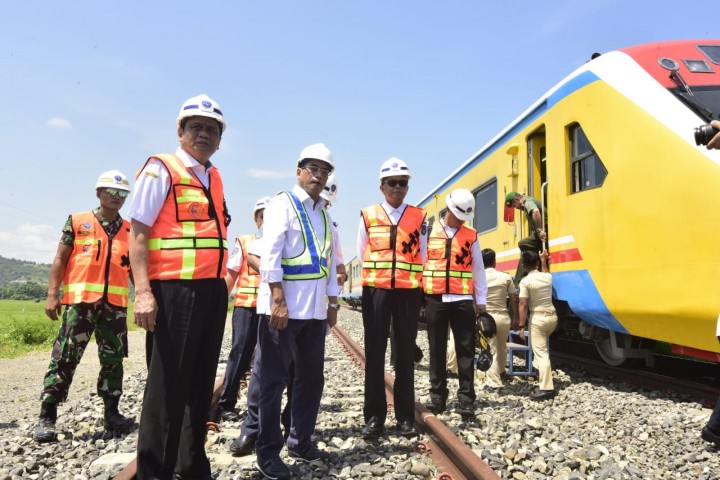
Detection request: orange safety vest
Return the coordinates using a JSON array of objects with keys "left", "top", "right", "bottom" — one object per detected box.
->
[
  {"left": 141, "top": 153, "right": 228, "bottom": 280},
  {"left": 62, "top": 211, "right": 131, "bottom": 307},
  {"left": 361, "top": 204, "right": 425, "bottom": 289},
  {"left": 232, "top": 234, "right": 260, "bottom": 308},
  {"left": 422, "top": 221, "right": 477, "bottom": 295}
]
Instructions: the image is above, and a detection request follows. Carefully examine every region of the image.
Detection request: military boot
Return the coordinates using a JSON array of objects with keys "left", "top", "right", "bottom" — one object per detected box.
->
[
  {"left": 34, "top": 402, "right": 57, "bottom": 443},
  {"left": 103, "top": 396, "right": 134, "bottom": 433}
]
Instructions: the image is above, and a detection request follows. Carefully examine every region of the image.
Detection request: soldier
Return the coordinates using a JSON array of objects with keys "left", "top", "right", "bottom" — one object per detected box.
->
[{"left": 34, "top": 170, "right": 134, "bottom": 443}]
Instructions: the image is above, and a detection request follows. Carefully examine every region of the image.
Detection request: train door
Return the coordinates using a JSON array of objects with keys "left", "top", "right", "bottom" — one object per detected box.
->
[{"left": 526, "top": 128, "right": 548, "bottom": 244}]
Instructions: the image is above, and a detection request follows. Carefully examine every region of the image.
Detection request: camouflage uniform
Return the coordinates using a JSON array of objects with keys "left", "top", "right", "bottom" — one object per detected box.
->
[{"left": 40, "top": 209, "right": 129, "bottom": 405}]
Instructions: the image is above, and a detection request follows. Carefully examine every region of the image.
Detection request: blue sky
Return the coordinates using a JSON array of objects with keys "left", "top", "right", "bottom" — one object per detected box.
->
[{"left": 1, "top": 1, "right": 715, "bottom": 264}]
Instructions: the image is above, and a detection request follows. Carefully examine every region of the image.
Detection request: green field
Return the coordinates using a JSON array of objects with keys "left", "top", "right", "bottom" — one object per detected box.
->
[{"left": 0, "top": 300, "right": 139, "bottom": 359}]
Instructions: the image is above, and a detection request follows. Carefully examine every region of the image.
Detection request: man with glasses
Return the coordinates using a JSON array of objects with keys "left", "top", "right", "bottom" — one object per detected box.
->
[
  {"left": 357, "top": 158, "right": 427, "bottom": 440},
  {"left": 129, "top": 94, "right": 231, "bottom": 479},
  {"left": 245, "top": 143, "right": 339, "bottom": 480},
  {"left": 34, "top": 170, "right": 134, "bottom": 443}
]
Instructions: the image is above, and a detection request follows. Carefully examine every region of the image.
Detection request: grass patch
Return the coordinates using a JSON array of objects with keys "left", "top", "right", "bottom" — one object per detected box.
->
[{"left": 0, "top": 300, "right": 138, "bottom": 359}]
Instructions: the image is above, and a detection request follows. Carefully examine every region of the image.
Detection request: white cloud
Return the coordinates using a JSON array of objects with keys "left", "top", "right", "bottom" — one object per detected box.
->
[
  {"left": 0, "top": 223, "right": 59, "bottom": 264},
  {"left": 247, "top": 168, "right": 294, "bottom": 179},
  {"left": 46, "top": 117, "right": 72, "bottom": 129}
]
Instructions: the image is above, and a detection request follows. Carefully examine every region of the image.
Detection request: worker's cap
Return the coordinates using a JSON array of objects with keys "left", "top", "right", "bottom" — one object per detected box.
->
[
  {"left": 96, "top": 170, "right": 131, "bottom": 192},
  {"left": 253, "top": 196, "right": 272, "bottom": 214},
  {"left": 505, "top": 192, "right": 518, "bottom": 206}
]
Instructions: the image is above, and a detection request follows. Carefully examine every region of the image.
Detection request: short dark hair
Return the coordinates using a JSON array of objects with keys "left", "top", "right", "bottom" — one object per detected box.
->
[
  {"left": 521, "top": 250, "right": 540, "bottom": 269},
  {"left": 481, "top": 248, "right": 496, "bottom": 267}
]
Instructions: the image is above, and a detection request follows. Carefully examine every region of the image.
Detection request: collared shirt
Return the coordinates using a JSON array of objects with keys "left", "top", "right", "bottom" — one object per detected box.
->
[
  {"left": 422, "top": 219, "right": 487, "bottom": 305},
  {"left": 60, "top": 208, "right": 124, "bottom": 245},
  {"left": 485, "top": 267, "right": 516, "bottom": 311},
  {"left": 356, "top": 201, "right": 428, "bottom": 265},
  {"left": 254, "top": 185, "right": 339, "bottom": 319},
  {"left": 127, "top": 147, "right": 215, "bottom": 227},
  {"left": 519, "top": 269, "right": 555, "bottom": 313}
]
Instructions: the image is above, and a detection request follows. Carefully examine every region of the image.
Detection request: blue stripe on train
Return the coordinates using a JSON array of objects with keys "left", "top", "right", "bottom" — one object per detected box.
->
[{"left": 552, "top": 269, "right": 628, "bottom": 333}]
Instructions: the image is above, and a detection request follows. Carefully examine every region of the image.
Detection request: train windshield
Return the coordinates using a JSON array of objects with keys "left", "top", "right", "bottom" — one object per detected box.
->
[{"left": 668, "top": 85, "right": 720, "bottom": 121}]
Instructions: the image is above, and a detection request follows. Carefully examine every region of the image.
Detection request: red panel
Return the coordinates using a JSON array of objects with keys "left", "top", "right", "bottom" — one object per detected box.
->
[
  {"left": 618, "top": 40, "right": 720, "bottom": 88},
  {"left": 671, "top": 344, "right": 720, "bottom": 363}
]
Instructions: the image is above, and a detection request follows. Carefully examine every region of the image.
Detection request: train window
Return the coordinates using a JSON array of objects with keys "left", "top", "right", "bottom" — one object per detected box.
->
[
  {"left": 474, "top": 179, "right": 498, "bottom": 234},
  {"left": 697, "top": 45, "right": 720, "bottom": 65},
  {"left": 569, "top": 124, "right": 607, "bottom": 193}
]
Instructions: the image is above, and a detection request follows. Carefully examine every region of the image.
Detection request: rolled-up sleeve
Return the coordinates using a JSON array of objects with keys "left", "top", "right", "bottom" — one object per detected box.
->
[{"left": 260, "top": 197, "right": 288, "bottom": 284}]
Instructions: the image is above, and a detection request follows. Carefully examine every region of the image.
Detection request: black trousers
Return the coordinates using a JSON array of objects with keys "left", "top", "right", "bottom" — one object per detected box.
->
[
  {"left": 424, "top": 295, "right": 476, "bottom": 405},
  {"left": 708, "top": 394, "right": 720, "bottom": 434},
  {"left": 362, "top": 286, "right": 421, "bottom": 425},
  {"left": 137, "top": 278, "right": 228, "bottom": 480}
]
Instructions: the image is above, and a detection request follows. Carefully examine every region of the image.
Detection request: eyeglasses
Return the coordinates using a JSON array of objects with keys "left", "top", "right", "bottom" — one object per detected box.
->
[
  {"left": 303, "top": 165, "right": 332, "bottom": 177},
  {"left": 383, "top": 179, "right": 408, "bottom": 188},
  {"left": 187, "top": 123, "right": 220, "bottom": 137},
  {"left": 104, "top": 188, "right": 129, "bottom": 198}
]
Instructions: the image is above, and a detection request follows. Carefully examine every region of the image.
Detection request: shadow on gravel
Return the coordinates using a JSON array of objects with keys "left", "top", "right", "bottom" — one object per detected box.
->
[{"left": 0, "top": 420, "right": 18, "bottom": 429}]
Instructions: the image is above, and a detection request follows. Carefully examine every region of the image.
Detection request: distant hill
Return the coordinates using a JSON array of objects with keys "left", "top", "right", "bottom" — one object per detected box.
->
[{"left": 0, "top": 255, "right": 51, "bottom": 289}]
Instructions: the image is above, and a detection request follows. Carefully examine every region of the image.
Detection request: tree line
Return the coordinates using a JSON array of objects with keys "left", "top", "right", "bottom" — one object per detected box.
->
[{"left": 0, "top": 255, "right": 51, "bottom": 301}]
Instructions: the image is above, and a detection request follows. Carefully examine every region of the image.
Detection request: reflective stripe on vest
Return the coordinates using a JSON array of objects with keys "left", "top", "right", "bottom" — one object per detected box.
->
[
  {"left": 422, "top": 221, "right": 476, "bottom": 295},
  {"left": 360, "top": 204, "right": 425, "bottom": 289},
  {"left": 233, "top": 234, "right": 261, "bottom": 307},
  {"left": 280, "top": 191, "right": 331, "bottom": 280},
  {"left": 142, "top": 154, "right": 228, "bottom": 280},
  {"left": 62, "top": 211, "right": 130, "bottom": 307}
]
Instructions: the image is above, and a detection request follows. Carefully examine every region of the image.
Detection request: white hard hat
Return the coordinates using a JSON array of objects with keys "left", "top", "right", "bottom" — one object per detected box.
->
[
  {"left": 378, "top": 157, "right": 411, "bottom": 180},
  {"left": 253, "top": 196, "right": 272, "bottom": 214},
  {"left": 96, "top": 170, "right": 131, "bottom": 192},
  {"left": 177, "top": 94, "right": 226, "bottom": 132},
  {"left": 297, "top": 143, "right": 334, "bottom": 169},
  {"left": 320, "top": 173, "right": 338, "bottom": 204},
  {"left": 446, "top": 188, "right": 475, "bottom": 222}
]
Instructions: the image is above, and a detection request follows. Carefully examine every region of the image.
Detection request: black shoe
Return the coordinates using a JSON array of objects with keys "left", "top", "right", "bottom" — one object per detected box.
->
[
  {"left": 256, "top": 456, "right": 291, "bottom": 480},
  {"left": 34, "top": 403, "right": 57, "bottom": 443},
  {"left": 362, "top": 419, "right": 384, "bottom": 440},
  {"left": 702, "top": 426, "right": 720, "bottom": 447},
  {"left": 103, "top": 396, "right": 134, "bottom": 433},
  {"left": 288, "top": 443, "right": 326, "bottom": 463},
  {"left": 217, "top": 406, "right": 240, "bottom": 422},
  {"left": 397, "top": 420, "right": 417, "bottom": 438},
  {"left": 455, "top": 401, "right": 475, "bottom": 416},
  {"left": 414, "top": 345, "right": 424, "bottom": 363},
  {"left": 229, "top": 434, "right": 257, "bottom": 456},
  {"left": 485, "top": 385, "right": 503, "bottom": 393},
  {"left": 426, "top": 401, "right": 446, "bottom": 415},
  {"left": 530, "top": 390, "right": 556, "bottom": 401}
]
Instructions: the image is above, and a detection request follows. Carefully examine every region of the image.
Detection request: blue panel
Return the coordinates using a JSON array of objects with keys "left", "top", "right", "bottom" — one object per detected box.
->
[
  {"left": 547, "top": 70, "right": 600, "bottom": 108},
  {"left": 552, "top": 270, "right": 628, "bottom": 333}
]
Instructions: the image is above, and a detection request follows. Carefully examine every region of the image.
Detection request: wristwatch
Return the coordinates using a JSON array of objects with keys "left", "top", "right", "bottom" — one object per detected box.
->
[{"left": 328, "top": 303, "right": 341, "bottom": 311}]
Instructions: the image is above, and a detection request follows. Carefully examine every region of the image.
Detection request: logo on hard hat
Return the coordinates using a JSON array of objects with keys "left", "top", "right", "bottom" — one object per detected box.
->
[
  {"left": 201, "top": 100, "right": 212, "bottom": 109},
  {"left": 392, "top": 162, "right": 399, "bottom": 168},
  {"left": 188, "top": 202, "right": 206, "bottom": 218}
]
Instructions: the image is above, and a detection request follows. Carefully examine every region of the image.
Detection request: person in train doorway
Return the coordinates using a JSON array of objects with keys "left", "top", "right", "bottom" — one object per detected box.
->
[
  {"left": 357, "top": 157, "right": 427, "bottom": 440},
  {"left": 129, "top": 94, "right": 232, "bottom": 480},
  {"left": 422, "top": 189, "right": 488, "bottom": 417},
  {"left": 515, "top": 249, "right": 557, "bottom": 400},
  {"left": 700, "top": 125, "right": 720, "bottom": 447},
  {"left": 210, "top": 196, "right": 271, "bottom": 424},
  {"left": 34, "top": 170, "right": 134, "bottom": 443},
  {"left": 505, "top": 191, "right": 547, "bottom": 282},
  {"left": 481, "top": 248, "right": 519, "bottom": 391},
  {"left": 246, "top": 143, "right": 340, "bottom": 480}
]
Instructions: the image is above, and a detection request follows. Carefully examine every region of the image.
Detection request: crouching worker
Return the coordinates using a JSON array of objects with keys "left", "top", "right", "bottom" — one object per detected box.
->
[{"left": 35, "top": 170, "right": 134, "bottom": 443}]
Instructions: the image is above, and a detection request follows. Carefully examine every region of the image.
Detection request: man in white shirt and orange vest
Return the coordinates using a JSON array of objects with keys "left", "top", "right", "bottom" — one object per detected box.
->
[
  {"left": 357, "top": 158, "right": 427, "bottom": 440},
  {"left": 212, "top": 196, "right": 271, "bottom": 423},
  {"left": 422, "top": 189, "right": 487, "bottom": 417},
  {"left": 249, "top": 143, "right": 340, "bottom": 480},
  {"left": 128, "top": 94, "right": 231, "bottom": 479},
  {"left": 34, "top": 170, "right": 134, "bottom": 443}
]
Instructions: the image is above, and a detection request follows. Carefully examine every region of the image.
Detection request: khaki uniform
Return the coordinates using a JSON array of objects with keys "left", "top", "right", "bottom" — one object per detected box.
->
[
  {"left": 519, "top": 270, "right": 557, "bottom": 391},
  {"left": 485, "top": 268, "right": 516, "bottom": 388}
]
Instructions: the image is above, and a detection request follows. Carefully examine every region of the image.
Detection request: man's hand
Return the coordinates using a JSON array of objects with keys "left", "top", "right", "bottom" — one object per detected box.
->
[
  {"left": 707, "top": 120, "right": 720, "bottom": 150},
  {"left": 134, "top": 290, "right": 158, "bottom": 332},
  {"left": 327, "top": 307, "right": 338, "bottom": 329},
  {"left": 45, "top": 295, "right": 62, "bottom": 321},
  {"left": 269, "top": 283, "right": 289, "bottom": 330}
]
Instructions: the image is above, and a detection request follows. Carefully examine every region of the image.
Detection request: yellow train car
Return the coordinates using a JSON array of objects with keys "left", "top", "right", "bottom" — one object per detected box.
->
[{"left": 417, "top": 40, "right": 720, "bottom": 365}]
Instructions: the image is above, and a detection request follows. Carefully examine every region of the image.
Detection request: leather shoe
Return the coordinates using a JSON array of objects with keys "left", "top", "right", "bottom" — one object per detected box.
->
[
  {"left": 397, "top": 420, "right": 417, "bottom": 438},
  {"left": 426, "top": 401, "right": 446, "bottom": 415},
  {"left": 229, "top": 433, "right": 256, "bottom": 456},
  {"left": 702, "top": 426, "right": 720, "bottom": 447},
  {"left": 362, "top": 419, "right": 384, "bottom": 440},
  {"left": 256, "top": 456, "right": 291, "bottom": 480},
  {"left": 288, "top": 443, "right": 326, "bottom": 463},
  {"left": 530, "top": 390, "right": 556, "bottom": 401},
  {"left": 455, "top": 401, "right": 475, "bottom": 416}
]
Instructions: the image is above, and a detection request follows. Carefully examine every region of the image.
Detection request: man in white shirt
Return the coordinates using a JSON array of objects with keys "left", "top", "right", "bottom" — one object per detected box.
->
[{"left": 251, "top": 143, "right": 340, "bottom": 480}]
